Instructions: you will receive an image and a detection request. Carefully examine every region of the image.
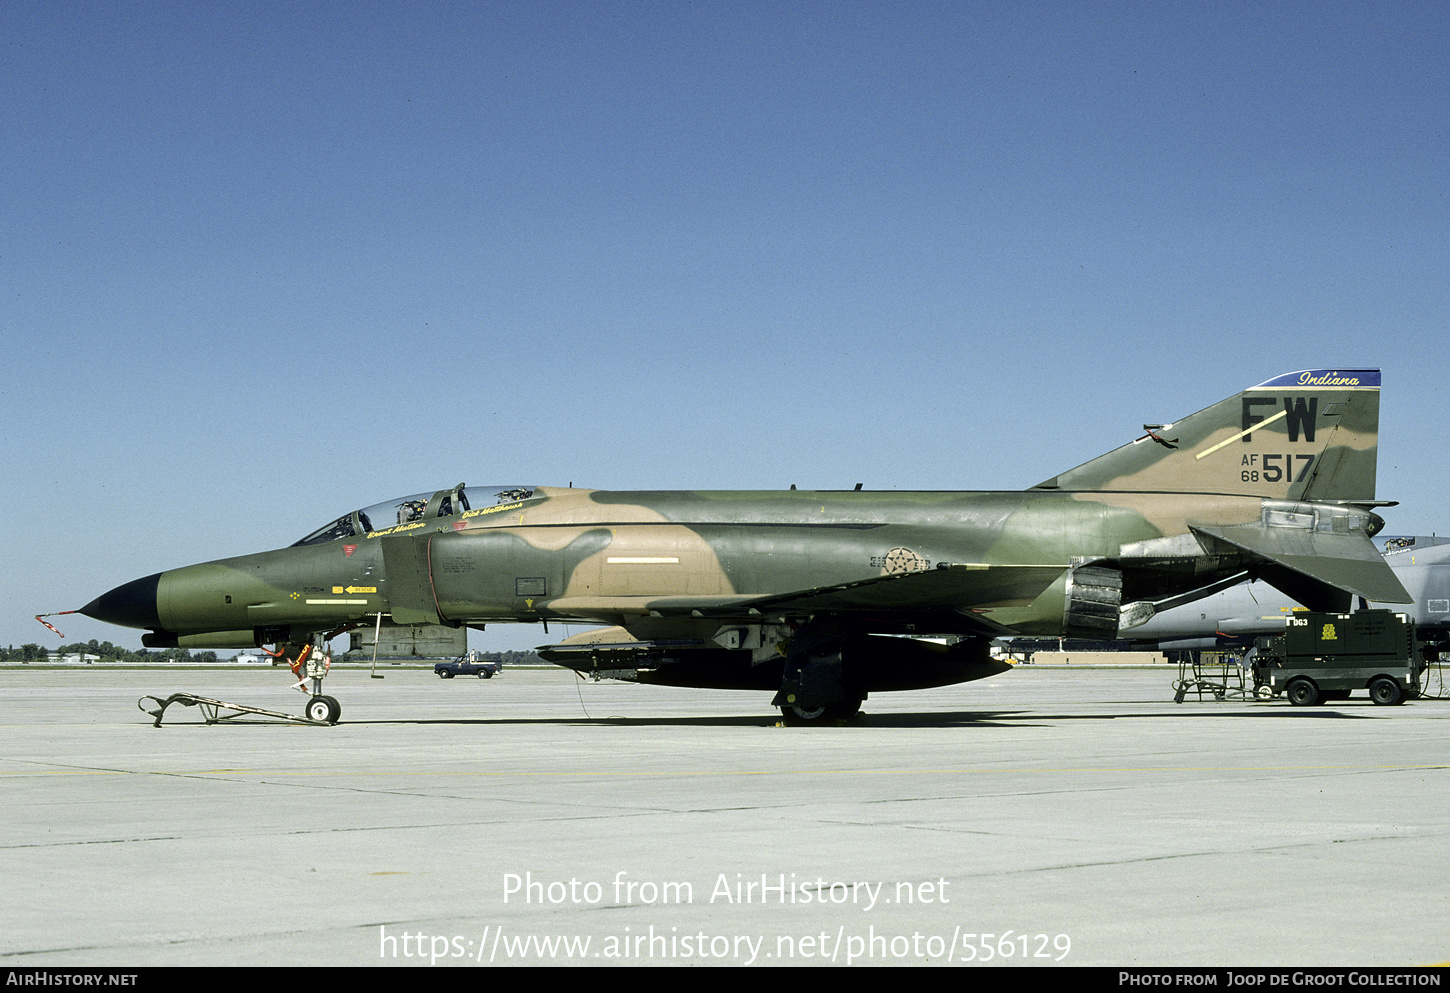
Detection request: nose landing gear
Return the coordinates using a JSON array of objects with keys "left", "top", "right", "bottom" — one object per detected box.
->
[
  {"left": 138, "top": 634, "right": 346, "bottom": 727},
  {"left": 273, "top": 638, "right": 342, "bottom": 725}
]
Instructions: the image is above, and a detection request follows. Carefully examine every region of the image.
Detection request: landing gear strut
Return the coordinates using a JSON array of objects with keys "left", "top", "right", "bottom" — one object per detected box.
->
[{"left": 271, "top": 638, "right": 342, "bottom": 725}]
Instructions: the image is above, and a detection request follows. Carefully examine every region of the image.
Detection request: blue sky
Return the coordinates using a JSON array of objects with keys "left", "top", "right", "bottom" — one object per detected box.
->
[{"left": 4, "top": 1, "right": 1446, "bottom": 654}]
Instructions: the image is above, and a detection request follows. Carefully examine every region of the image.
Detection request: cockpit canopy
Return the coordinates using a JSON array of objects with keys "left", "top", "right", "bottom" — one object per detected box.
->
[{"left": 292, "top": 484, "right": 538, "bottom": 546}]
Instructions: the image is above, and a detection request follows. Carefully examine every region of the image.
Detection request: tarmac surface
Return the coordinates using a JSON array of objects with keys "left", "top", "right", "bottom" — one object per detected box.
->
[{"left": 3, "top": 662, "right": 1449, "bottom": 968}]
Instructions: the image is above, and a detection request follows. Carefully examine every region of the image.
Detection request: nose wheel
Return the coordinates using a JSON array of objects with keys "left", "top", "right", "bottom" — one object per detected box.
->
[{"left": 305, "top": 694, "right": 342, "bottom": 725}]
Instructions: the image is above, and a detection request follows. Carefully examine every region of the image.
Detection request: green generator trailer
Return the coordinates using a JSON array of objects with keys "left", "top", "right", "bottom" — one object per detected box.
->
[{"left": 1255, "top": 610, "right": 1424, "bottom": 706}]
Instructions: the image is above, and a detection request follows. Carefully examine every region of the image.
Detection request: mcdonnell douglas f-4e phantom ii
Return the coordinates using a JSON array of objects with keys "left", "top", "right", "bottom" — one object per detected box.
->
[{"left": 76, "top": 369, "right": 1411, "bottom": 723}]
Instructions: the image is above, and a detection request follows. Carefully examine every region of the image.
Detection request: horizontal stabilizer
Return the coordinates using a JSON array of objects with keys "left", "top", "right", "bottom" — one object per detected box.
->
[{"left": 1190, "top": 522, "right": 1412, "bottom": 608}]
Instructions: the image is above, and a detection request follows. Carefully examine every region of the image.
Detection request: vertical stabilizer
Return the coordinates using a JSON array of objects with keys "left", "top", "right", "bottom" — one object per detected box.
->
[{"left": 1033, "top": 369, "right": 1381, "bottom": 501}]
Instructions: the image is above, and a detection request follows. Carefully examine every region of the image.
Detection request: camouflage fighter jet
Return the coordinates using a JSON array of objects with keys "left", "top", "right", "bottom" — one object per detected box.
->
[{"left": 76, "top": 369, "right": 1410, "bottom": 723}]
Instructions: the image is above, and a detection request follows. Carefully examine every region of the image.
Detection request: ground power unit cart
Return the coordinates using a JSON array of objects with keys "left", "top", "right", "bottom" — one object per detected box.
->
[{"left": 1256, "top": 609, "right": 1424, "bottom": 706}]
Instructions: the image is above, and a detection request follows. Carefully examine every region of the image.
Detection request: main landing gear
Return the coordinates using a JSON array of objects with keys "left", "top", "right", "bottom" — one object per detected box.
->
[{"left": 771, "top": 625, "right": 865, "bottom": 724}]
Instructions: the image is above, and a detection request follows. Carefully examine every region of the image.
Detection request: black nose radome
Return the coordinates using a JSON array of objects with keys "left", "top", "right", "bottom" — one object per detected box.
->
[{"left": 80, "top": 572, "right": 162, "bottom": 630}]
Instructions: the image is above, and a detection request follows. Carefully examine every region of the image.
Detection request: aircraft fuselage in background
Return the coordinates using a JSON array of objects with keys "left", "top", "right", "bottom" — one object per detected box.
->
[{"left": 1123, "top": 536, "right": 1450, "bottom": 651}]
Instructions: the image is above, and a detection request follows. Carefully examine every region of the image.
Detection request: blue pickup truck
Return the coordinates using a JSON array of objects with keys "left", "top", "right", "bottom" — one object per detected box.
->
[{"left": 434, "top": 655, "right": 504, "bottom": 679}]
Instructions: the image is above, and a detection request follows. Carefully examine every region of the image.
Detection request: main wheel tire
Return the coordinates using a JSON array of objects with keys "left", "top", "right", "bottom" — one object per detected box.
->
[
  {"left": 781, "top": 702, "right": 827, "bottom": 723},
  {"left": 1286, "top": 678, "right": 1319, "bottom": 707},
  {"left": 1369, "top": 677, "right": 1404, "bottom": 706},
  {"left": 779, "top": 696, "right": 862, "bottom": 725}
]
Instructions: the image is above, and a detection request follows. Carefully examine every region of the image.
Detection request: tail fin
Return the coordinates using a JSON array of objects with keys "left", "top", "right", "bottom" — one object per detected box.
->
[{"left": 1033, "top": 369, "right": 1381, "bottom": 501}]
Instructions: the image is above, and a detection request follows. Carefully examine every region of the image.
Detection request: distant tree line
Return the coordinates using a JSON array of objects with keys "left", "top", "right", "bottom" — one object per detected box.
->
[
  {"left": 1, "top": 641, "right": 217, "bottom": 664},
  {"left": 2, "top": 642, "right": 545, "bottom": 666},
  {"left": 483, "top": 650, "right": 545, "bottom": 667}
]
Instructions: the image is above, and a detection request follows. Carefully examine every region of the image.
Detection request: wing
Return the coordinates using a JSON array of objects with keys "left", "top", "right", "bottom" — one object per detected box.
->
[{"left": 550, "top": 563, "right": 1065, "bottom": 638}]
